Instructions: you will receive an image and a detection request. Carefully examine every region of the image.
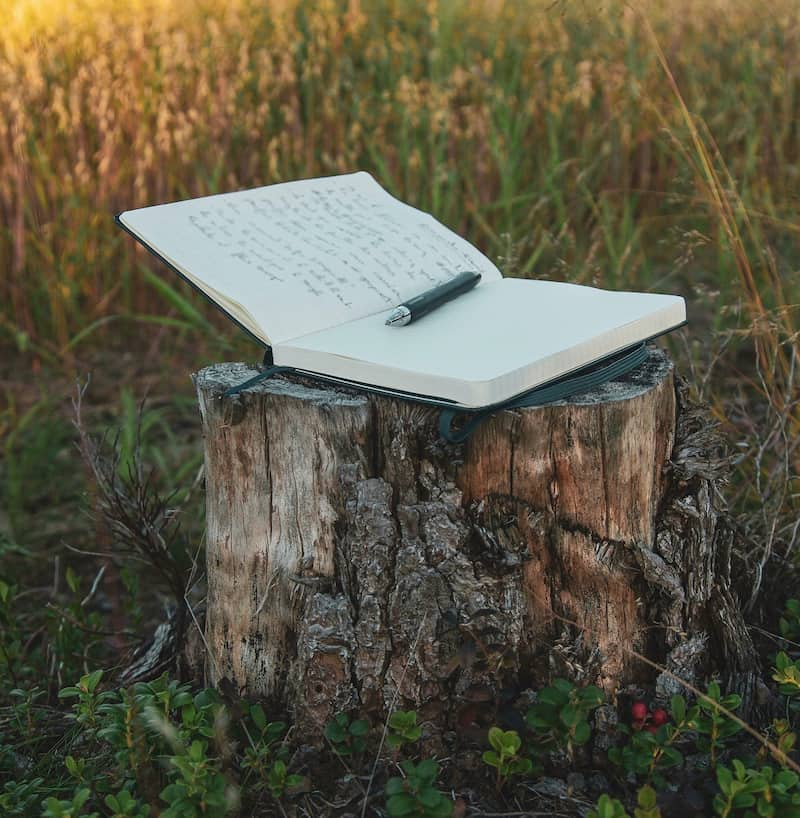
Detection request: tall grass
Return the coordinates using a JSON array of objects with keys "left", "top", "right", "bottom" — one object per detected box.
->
[{"left": 1, "top": 0, "right": 797, "bottom": 348}]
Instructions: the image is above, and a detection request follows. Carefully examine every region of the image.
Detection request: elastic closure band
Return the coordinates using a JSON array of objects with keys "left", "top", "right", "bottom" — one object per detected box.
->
[{"left": 222, "top": 365, "right": 293, "bottom": 397}]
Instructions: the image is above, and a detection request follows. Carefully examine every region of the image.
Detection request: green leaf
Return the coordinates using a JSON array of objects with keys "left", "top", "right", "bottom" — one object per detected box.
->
[
  {"left": 579, "top": 686, "right": 605, "bottom": 707},
  {"left": 419, "top": 788, "right": 443, "bottom": 808},
  {"left": 58, "top": 687, "right": 81, "bottom": 698},
  {"left": 757, "top": 796, "right": 775, "bottom": 817},
  {"left": 720, "top": 720, "right": 743, "bottom": 738},
  {"left": 671, "top": 695, "right": 686, "bottom": 724},
  {"left": 560, "top": 704, "right": 580, "bottom": 728},
  {"left": 482, "top": 750, "right": 500, "bottom": 768},
  {"left": 526, "top": 713, "right": 553, "bottom": 730},
  {"left": 84, "top": 669, "right": 104, "bottom": 693},
  {"left": 488, "top": 726, "right": 504, "bottom": 752},
  {"left": 775, "top": 771, "right": 799, "bottom": 789},
  {"left": 287, "top": 774, "right": 304, "bottom": 790},
  {"left": 325, "top": 722, "right": 346, "bottom": 742},
  {"left": 721, "top": 695, "right": 742, "bottom": 711},
  {"left": 250, "top": 703, "right": 267, "bottom": 731},
  {"left": 349, "top": 718, "right": 370, "bottom": 737},
  {"left": 596, "top": 794, "right": 621, "bottom": 818},
  {"left": 386, "top": 793, "right": 417, "bottom": 816},
  {"left": 266, "top": 721, "right": 287, "bottom": 743},
  {"left": 431, "top": 801, "right": 454, "bottom": 818},
  {"left": 188, "top": 740, "right": 204, "bottom": 761},
  {"left": 538, "top": 687, "right": 567, "bottom": 706},
  {"left": 573, "top": 720, "right": 591, "bottom": 745},
  {"left": 500, "top": 730, "right": 521, "bottom": 753},
  {"left": 389, "top": 711, "right": 416, "bottom": 730},
  {"left": 66, "top": 566, "right": 81, "bottom": 594},
  {"left": 637, "top": 785, "right": 657, "bottom": 809},
  {"left": 731, "top": 793, "right": 757, "bottom": 808},
  {"left": 172, "top": 691, "right": 193, "bottom": 709},
  {"left": 416, "top": 758, "right": 439, "bottom": 783},
  {"left": 511, "top": 757, "right": 534, "bottom": 775}
]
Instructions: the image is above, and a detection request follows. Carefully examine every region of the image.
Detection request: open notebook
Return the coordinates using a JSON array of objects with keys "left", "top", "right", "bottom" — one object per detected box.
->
[{"left": 117, "top": 172, "right": 685, "bottom": 408}]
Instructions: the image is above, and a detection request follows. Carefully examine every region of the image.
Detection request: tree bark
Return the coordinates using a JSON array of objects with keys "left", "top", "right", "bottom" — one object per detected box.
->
[{"left": 193, "top": 347, "right": 759, "bottom": 740}]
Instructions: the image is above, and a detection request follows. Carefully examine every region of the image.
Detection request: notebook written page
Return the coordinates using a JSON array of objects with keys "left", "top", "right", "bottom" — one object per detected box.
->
[{"left": 118, "top": 172, "right": 503, "bottom": 345}]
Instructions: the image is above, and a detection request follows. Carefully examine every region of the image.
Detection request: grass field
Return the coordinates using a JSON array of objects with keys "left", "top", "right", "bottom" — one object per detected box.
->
[
  {"left": 1, "top": 0, "right": 799, "bottom": 814},
  {"left": 3, "top": 0, "right": 799, "bottom": 346}
]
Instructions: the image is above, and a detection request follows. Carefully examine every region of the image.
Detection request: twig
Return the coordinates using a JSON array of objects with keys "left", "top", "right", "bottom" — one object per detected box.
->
[
  {"left": 749, "top": 625, "right": 800, "bottom": 650},
  {"left": 361, "top": 611, "right": 429, "bottom": 818},
  {"left": 61, "top": 540, "right": 150, "bottom": 564},
  {"left": 184, "top": 592, "right": 217, "bottom": 678},
  {"left": 80, "top": 564, "right": 106, "bottom": 608},
  {"left": 52, "top": 553, "right": 60, "bottom": 596},
  {"left": 175, "top": 462, "right": 205, "bottom": 515}
]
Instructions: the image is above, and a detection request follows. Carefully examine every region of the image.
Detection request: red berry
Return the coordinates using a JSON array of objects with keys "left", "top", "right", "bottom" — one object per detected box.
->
[
  {"left": 652, "top": 708, "right": 668, "bottom": 726},
  {"left": 645, "top": 725, "right": 658, "bottom": 734},
  {"left": 631, "top": 701, "right": 648, "bottom": 721}
]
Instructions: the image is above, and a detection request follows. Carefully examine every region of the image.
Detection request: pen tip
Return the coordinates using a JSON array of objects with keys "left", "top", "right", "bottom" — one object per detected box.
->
[{"left": 385, "top": 305, "right": 411, "bottom": 326}]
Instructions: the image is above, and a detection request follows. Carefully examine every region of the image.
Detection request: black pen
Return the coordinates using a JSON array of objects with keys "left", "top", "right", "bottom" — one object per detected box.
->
[{"left": 385, "top": 271, "right": 482, "bottom": 326}]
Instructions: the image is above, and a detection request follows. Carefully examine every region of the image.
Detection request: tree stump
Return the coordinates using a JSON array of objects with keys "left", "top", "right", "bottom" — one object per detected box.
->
[{"left": 193, "top": 346, "right": 759, "bottom": 741}]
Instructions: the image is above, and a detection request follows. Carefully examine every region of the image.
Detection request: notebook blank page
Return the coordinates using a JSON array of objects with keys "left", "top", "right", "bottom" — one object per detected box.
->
[{"left": 275, "top": 278, "right": 685, "bottom": 406}]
